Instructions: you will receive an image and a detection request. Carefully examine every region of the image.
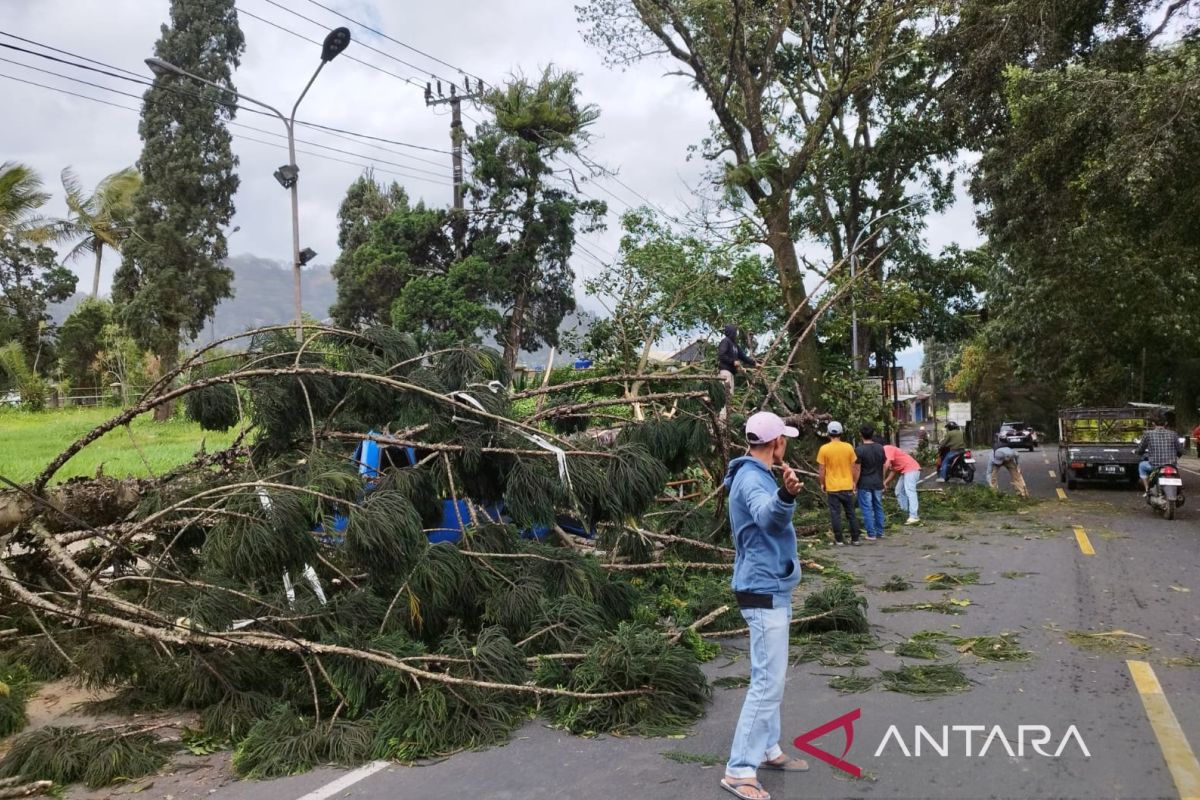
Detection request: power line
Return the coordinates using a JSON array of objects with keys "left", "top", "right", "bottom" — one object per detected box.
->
[
  {"left": 253, "top": 0, "right": 462, "bottom": 88},
  {"left": 0, "top": 55, "right": 450, "bottom": 179},
  {"left": 0, "top": 30, "right": 143, "bottom": 78},
  {"left": 0, "top": 71, "right": 452, "bottom": 187},
  {"left": 0, "top": 29, "right": 455, "bottom": 156},
  {"left": 234, "top": 6, "right": 423, "bottom": 89},
  {"left": 298, "top": 0, "right": 489, "bottom": 88}
]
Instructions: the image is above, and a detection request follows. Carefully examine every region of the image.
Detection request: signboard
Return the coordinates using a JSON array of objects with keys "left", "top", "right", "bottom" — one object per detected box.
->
[
  {"left": 947, "top": 401, "right": 972, "bottom": 426},
  {"left": 860, "top": 376, "right": 883, "bottom": 398}
]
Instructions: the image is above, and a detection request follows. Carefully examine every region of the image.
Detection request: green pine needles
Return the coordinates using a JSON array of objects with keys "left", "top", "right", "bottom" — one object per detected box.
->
[{"left": 0, "top": 326, "right": 760, "bottom": 784}]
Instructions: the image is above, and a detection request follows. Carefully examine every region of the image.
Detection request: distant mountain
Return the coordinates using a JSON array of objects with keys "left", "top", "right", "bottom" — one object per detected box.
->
[
  {"left": 48, "top": 253, "right": 592, "bottom": 364},
  {"left": 47, "top": 254, "right": 337, "bottom": 342}
]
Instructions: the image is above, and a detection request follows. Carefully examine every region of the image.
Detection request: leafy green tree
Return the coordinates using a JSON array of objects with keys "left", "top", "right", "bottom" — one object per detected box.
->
[
  {"left": 579, "top": 0, "right": 932, "bottom": 393},
  {"left": 973, "top": 36, "right": 1200, "bottom": 406},
  {"left": 328, "top": 171, "right": 413, "bottom": 326},
  {"left": 61, "top": 167, "right": 141, "bottom": 298},
  {"left": 57, "top": 297, "right": 114, "bottom": 393},
  {"left": 391, "top": 255, "right": 501, "bottom": 348},
  {"left": 583, "top": 208, "right": 778, "bottom": 373},
  {"left": 331, "top": 193, "right": 451, "bottom": 329},
  {"left": 468, "top": 68, "right": 607, "bottom": 373},
  {"left": 0, "top": 235, "right": 76, "bottom": 372},
  {"left": 114, "top": 0, "right": 244, "bottom": 418},
  {"left": 789, "top": 2, "right": 960, "bottom": 369},
  {"left": 937, "top": 0, "right": 1177, "bottom": 143}
]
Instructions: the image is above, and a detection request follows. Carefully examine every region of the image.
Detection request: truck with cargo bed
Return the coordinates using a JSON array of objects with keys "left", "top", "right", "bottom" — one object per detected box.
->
[{"left": 1057, "top": 407, "right": 1160, "bottom": 490}]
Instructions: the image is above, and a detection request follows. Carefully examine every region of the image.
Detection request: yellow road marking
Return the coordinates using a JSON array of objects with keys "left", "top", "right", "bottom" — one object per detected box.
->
[
  {"left": 1073, "top": 526, "right": 1095, "bottom": 556},
  {"left": 1127, "top": 660, "right": 1200, "bottom": 800},
  {"left": 1057, "top": 488, "right": 1068, "bottom": 501},
  {"left": 1049, "top": 469, "right": 1057, "bottom": 479}
]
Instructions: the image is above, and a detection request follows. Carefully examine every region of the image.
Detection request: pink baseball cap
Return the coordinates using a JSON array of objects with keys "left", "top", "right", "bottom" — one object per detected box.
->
[{"left": 745, "top": 411, "right": 799, "bottom": 445}]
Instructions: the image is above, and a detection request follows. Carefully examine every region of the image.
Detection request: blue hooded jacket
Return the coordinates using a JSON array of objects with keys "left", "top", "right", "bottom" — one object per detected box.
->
[{"left": 724, "top": 455, "right": 801, "bottom": 601}]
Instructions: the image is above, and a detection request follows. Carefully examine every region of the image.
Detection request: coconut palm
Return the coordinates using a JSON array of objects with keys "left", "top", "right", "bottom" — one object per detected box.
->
[
  {"left": 0, "top": 161, "right": 55, "bottom": 242},
  {"left": 61, "top": 166, "right": 141, "bottom": 297}
]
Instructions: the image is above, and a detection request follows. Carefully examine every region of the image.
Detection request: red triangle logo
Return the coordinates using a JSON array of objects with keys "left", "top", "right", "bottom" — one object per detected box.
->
[{"left": 792, "top": 708, "right": 862, "bottom": 777}]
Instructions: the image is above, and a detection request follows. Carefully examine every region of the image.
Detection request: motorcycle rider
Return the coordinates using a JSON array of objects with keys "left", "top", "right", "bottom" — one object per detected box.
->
[
  {"left": 936, "top": 421, "right": 966, "bottom": 483},
  {"left": 1137, "top": 418, "right": 1184, "bottom": 496}
]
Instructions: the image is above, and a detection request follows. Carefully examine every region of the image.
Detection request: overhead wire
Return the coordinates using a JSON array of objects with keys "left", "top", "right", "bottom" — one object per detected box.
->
[
  {"left": 234, "top": 6, "right": 425, "bottom": 90},
  {"left": 251, "top": 0, "right": 459, "bottom": 87},
  {"left": 0, "top": 55, "right": 450, "bottom": 180},
  {"left": 299, "top": 0, "right": 489, "bottom": 88},
  {"left": 0, "top": 29, "right": 455, "bottom": 156},
  {"left": 0, "top": 71, "right": 451, "bottom": 187}
]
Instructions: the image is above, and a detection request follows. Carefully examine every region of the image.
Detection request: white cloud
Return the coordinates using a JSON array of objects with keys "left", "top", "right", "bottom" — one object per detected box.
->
[
  {"left": 1, "top": 0, "right": 714, "bottom": 309},
  {"left": 3, "top": 0, "right": 980, "bottom": 346}
]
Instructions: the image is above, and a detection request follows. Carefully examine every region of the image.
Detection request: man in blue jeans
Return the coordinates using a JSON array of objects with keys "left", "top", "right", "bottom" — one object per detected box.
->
[
  {"left": 855, "top": 425, "right": 886, "bottom": 540},
  {"left": 721, "top": 412, "right": 809, "bottom": 800}
]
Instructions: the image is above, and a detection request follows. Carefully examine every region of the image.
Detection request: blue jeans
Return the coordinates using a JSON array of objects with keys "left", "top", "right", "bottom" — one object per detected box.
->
[
  {"left": 857, "top": 488, "right": 885, "bottom": 537},
  {"left": 939, "top": 450, "right": 963, "bottom": 479},
  {"left": 726, "top": 601, "right": 791, "bottom": 779},
  {"left": 895, "top": 470, "right": 920, "bottom": 518}
]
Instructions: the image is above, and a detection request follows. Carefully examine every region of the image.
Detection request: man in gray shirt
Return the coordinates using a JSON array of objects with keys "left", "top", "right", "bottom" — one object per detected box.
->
[{"left": 987, "top": 447, "right": 1028, "bottom": 498}]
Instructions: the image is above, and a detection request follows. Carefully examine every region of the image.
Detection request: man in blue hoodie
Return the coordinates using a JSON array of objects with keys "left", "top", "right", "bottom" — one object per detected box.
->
[{"left": 721, "top": 411, "right": 808, "bottom": 800}]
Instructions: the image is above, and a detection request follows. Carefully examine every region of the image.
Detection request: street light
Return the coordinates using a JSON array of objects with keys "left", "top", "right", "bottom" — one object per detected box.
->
[
  {"left": 848, "top": 196, "right": 926, "bottom": 371},
  {"left": 144, "top": 25, "right": 351, "bottom": 340}
]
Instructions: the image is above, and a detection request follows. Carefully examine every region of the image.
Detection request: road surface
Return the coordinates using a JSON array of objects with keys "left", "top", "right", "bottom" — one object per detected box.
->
[{"left": 113, "top": 447, "right": 1200, "bottom": 800}]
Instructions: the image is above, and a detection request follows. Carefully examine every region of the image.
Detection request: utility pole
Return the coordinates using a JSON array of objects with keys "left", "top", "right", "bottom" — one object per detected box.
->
[{"left": 426, "top": 77, "right": 484, "bottom": 253}]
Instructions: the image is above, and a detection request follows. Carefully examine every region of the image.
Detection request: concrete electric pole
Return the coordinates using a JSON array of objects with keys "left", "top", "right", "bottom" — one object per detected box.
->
[{"left": 425, "top": 77, "right": 484, "bottom": 253}]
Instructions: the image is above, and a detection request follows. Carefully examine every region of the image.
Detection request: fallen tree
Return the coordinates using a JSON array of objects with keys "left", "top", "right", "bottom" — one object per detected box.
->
[{"left": 0, "top": 325, "right": 862, "bottom": 785}]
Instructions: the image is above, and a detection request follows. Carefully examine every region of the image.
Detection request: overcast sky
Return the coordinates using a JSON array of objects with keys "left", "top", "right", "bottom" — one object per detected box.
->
[{"left": 2, "top": 0, "right": 982, "bottom": 368}]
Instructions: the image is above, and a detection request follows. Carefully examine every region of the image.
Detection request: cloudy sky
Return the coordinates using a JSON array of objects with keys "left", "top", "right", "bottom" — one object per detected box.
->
[{"left": 2, "top": 0, "right": 981, "bottom": 368}]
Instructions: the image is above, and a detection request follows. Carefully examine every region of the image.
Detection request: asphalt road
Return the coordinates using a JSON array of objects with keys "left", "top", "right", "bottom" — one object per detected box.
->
[{"left": 180, "top": 447, "right": 1200, "bottom": 800}]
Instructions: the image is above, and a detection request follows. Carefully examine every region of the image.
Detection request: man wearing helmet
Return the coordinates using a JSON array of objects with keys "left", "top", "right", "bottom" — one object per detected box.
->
[{"left": 936, "top": 421, "right": 966, "bottom": 483}]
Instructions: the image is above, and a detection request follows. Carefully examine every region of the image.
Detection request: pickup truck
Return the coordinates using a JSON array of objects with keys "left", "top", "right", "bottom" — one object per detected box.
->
[{"left": 1057, "top": 407, "right": 1158, "bottom": 490}]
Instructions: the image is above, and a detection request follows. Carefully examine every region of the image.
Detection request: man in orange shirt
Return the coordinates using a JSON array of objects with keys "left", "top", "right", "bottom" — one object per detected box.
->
[{"left": 817, "top": 421, "right": 861, "bottom": 546}]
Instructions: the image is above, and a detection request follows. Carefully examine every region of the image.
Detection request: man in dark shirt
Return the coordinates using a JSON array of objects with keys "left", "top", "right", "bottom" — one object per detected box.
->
[
  {"left": 717, "top": 324, "right": 756, "bottom": 399},
  {"left": 855, "top": 425, "right": 887, "bottom": 541}
]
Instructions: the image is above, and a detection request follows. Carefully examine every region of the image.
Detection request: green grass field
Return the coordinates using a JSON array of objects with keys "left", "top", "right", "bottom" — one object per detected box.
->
[{"left": 0, "top": 406, "right": 239, "bottom": 484}]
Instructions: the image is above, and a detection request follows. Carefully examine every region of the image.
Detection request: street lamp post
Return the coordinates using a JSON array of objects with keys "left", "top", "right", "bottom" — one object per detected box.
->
[{"left": 146, "top": 26, "right": 350, "bottom": 340}]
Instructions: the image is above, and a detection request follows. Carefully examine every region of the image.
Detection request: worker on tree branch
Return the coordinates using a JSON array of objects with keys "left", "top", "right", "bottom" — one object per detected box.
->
[{"left": 717, "top": 324, "right": 756, "bottom": 400}]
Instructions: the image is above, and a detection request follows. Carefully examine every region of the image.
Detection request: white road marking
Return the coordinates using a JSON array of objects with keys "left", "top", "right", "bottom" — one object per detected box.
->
[{"left": 295, "top": 761, "right": 390, "bottom": 800}]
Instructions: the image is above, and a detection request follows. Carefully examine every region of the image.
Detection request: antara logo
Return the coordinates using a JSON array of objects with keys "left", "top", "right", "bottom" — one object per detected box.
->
[
  {"left": 793, "top": 710, "right": 1091, "bottom": 778},
  {"left": 873, "top": 724, "right": 1092, "bottom": 759}
]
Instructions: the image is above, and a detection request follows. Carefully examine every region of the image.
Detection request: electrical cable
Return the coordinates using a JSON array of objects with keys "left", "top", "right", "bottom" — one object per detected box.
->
[
  {"left": 0, "top": 57, "right": 449, "bottom": 179},
  {"left": 0, "top": 70, "right": 452, "bottom": 187},
  {"left": 0, "top": 28, "right": 455, "bottom": 156},
  {"left": 299, "top": 0, "right": 489, "bottom": 88},
  {"left": 235, "top": 6, "right": 424, "bottom": 89},
  {"left": 254, "top": 0, "right": 463, "bottom": 89}
]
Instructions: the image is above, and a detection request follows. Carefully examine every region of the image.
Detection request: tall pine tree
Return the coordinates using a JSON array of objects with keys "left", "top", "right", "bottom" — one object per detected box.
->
[
  {"left": 115, "top": 0, "right": 244, "bottom": 418},
  {"left": 468, "top": 69, "right": 606, "bottom": 373}
]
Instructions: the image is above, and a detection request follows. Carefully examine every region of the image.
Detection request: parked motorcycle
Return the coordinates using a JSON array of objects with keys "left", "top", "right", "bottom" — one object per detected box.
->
[
  {"left": 1146, "top": 465, "right": 1185, "bottom": 521},
  {"left": 936, "top": 449, "right": 977, "bottom": 484}
]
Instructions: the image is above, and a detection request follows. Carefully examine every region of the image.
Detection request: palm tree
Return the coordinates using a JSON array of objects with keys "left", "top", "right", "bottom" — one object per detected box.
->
[
  {"left": 0, "top": 161, "right": 54, "bottom": 242},
  {"left": 61, "top": 166, "right": 141, "bottom": 297}
]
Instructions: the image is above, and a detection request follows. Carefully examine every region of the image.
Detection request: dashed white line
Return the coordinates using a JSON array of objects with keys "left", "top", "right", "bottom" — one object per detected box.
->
[{"left": 295, "top": 761, "right": 390, "bottom": 800}]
